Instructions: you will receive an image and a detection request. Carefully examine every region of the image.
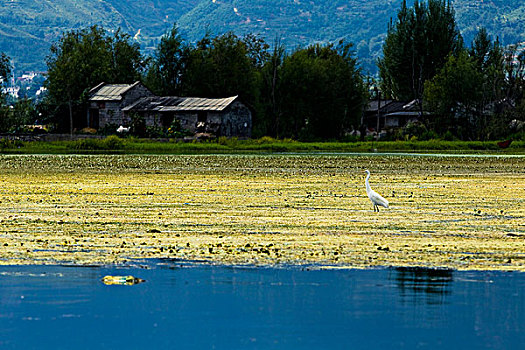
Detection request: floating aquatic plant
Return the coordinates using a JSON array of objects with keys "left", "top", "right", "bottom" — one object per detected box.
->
[{"left": 0, "top": 154, "right": 523, "bottom": 270}]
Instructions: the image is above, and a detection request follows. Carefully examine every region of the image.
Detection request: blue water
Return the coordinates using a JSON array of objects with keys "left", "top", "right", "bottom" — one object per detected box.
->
[{"left": 0, "top": 262, "right": 523, "bottom": 350}]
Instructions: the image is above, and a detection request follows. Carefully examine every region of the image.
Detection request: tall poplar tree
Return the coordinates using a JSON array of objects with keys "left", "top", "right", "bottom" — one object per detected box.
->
[
  {"left": 144, "top": 25, "right": 186, "bottom": 96},
  {"left": 0, "top": 52, "right": 10, "bottom": 86},
  {"left": 424, "top": 28, "right": 509, "bottom": 140},
  {"left": 279, "top": 42, "right": 366, "bottom": 139},
  {"left": 182, "top": 32, "right": 259, "bottom": 107},
  {"left": 0, "top": 52, "right": 12, "bottom": 131},
  {"left": 378, "top": 0, "right": 462, "bottom": 103},
  {"left": 258, "top": 39, "right": 286, "bottom": 137}
]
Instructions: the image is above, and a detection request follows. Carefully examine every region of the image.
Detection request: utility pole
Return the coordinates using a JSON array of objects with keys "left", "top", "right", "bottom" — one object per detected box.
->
[{"left": 375, "top": 86, "right": 381, "bottom": 136}]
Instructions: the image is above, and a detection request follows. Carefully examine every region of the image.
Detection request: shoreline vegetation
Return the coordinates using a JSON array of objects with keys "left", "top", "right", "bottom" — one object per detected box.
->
[
  {"left": 0, "top": 154, "right": 523, "bottom": 271},
  {"left": 0, "top": 136, "right": 524, "bottom": 155}
]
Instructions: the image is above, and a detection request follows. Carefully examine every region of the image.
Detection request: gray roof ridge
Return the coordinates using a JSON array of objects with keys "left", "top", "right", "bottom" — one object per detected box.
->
[
  {"left": 118, "top": 80, "right": 141, "bottom": 96},
  {"left": 89, "top": 82, "right": 106, "bottom": 94}
]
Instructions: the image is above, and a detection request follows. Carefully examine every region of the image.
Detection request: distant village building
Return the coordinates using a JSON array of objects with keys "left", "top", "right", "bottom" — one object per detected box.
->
[
  {"left": 88, "top": 82, "right": 252, "bottom": 138},
  {"left": 35, "top": 86, "right": 47, "bottom": 97},
  {"left": 363, "top": 99, "right": 423, "bottom": 132},
  {"left": 18, "top": 72, "right": 37, "bottom": 83},
  {"left": 2, "top": 86, "right": 20, "bottom": 99}
]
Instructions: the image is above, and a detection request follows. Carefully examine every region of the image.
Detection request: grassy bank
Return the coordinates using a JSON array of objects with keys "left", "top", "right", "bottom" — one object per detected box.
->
[{"left": 1, "top": 136, "right": 524, "bottom": 154}]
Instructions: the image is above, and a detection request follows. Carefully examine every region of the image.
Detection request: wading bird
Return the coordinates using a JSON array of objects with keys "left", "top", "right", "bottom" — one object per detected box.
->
[{"left": 365, "top": 170, "right": 389, "bottom": 212}]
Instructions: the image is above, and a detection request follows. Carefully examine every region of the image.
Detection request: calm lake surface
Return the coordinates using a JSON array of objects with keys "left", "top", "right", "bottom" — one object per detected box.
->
[{"left": 1, "top": 262, "right": 523, "bottom": 349}]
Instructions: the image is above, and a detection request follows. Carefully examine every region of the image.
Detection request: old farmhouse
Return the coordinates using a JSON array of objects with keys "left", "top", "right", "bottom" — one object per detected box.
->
[
  {"left": 88, "top": 82, "right": 252, "bottom": 138},
  {"left": 87, "top": 82, "right": 154, "bottom": 130}
]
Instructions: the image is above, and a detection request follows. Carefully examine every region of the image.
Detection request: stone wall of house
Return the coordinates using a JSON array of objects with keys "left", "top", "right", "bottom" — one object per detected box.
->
[
  {"left": 175, "top": 113, "right": 198, "bottom": 132},
  {"left": 385, "top": 117, "right": 400, "bottom": 128},
  {"left": 93, "top": 101, "right": 122, "bottom": 129},
  {"left": 143, "top": 112, "right": 197, "bottom": 131},
  {"left": 93, "top": 84, "right": 154, "bottom": 129},
  {"left": 170, "top": 101, "right": 252, "bottom": 137},
  {"left": 122, "top": 84, "right": 154, "bottom": 108},
  {"left": 143, "top": 113, "right": 162, "bottom": 127},
  {"left": 217, "top": 101, "right": 252, "bottom": 138}
]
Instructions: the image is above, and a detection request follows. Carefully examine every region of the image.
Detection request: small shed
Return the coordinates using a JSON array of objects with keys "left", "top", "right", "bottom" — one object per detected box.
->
[
  {"left": 87, "top": 81, "right": 153, "bottom": 129},
  {"left": 122, "top": 95, "right": 252, "bottom": 138}
]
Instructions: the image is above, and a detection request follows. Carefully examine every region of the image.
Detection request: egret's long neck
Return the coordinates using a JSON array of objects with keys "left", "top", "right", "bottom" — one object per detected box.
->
[{"left": 365, "top": 173, "right": 371, "bottom": 192}]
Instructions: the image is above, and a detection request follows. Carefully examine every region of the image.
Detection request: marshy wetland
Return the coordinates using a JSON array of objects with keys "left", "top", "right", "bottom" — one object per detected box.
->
[{"left": 0, "top": 154, "right": 523, "bottom": 270}]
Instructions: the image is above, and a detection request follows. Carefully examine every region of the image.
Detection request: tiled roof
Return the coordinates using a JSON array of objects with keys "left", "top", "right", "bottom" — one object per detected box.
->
[
  {"left": 381, "top": 101, "right": 407, "bottom": 114},
  {"left": 366, "top": 99, "right": 395, "bottom": 112},
  {"left": 123, "top": 95, "right": 239, "bottom": 112},
  {"left": 366, "top": 99, "right": 419, "bottom": 113},
  {"left": 159, "top": 96, "right": 238, "bottom": 112},
  {"left": 122, "top": 96, "right": 183, "bottom": 112}
]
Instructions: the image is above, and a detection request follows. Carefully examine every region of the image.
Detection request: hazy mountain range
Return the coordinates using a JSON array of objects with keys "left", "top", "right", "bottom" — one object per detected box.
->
[{"left": 1, "top": 0, "right": 524, "bottom": 73}]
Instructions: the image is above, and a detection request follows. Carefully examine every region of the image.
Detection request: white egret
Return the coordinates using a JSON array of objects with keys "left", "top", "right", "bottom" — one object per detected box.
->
[{"left": 365, "top": 170, "right": 389, "bottom": 212}]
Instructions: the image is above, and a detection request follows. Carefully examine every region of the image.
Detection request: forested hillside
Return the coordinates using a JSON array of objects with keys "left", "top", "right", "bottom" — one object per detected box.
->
[
  {"left": 1, "top": 0, "right": 524, "bottom": 72},
  {"left": 178, "top": 0, "right": 525, "bottom": 73},
  {"left": 0, "top": 0, "right": 199, "bottom": 71}
]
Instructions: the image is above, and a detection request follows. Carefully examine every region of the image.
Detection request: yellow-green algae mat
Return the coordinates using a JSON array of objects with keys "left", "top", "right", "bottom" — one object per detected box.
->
[{"left": 0, "top": 154, "right": 523, "bottom": 271}]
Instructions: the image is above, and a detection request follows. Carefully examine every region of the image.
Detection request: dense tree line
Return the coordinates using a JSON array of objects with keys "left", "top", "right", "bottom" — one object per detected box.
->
[
  {"left": 378, "top": 0, "right": 462, "bottom": 103},
  {"left": 143, "top": 28, "right": 366, "bottom": 139},
  {"left": 45, "top": 25, "right": 145, "bottom": 135},
  {"left": 39, "top": 24, "right": 367, "bottom": 140},
  {"left": 380, "top": 0, "right": 524, "bottom": 140},
  {"left": 1, "top": 0, "right": 524, "bottom": 141}
]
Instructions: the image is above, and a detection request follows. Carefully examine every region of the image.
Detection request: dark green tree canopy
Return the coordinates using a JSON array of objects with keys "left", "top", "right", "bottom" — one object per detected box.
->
[
  {"left": 378, "top": 0, "right": 462, "bottom": 101},
  {"left": 45, "top": 25, "right": 144, "bottom": 132},
  {"left": 143, "top": 29, "right": 366, "bottom": 140},
  {"left": 257, "top": 39, "right": 286, "bottom": 137},
  {"left": 279, "top": 42, "right": 366, "bottom": 139},
  {"left": 46, "top": 25, "right": 144, "bottom": 105},
  {"left": 0, "top": 52, "right": 11, "bottom": 84},
  {"left": 147, "top": 30, "right": 263, "bottom": 102},
  {"left": 424, "top": 50, "right": 483, "bottom": 131},
  {"left": 182, "top": 32, "right": 259, "bottom": 103},
  {"left": 0, "top": 52, "right": 12, "bottom": 131},
  {"left": 423, "top": 27, "right": 516, "bottom": 140},
  {"left": 145, "top": 25, "right": 187, "bottom": 96},
  {"left": 470, "top": 28, "right": 495, "bottom": 71},
  {"left": 0, "top": 52, "right": 12, "bottom": 104}
]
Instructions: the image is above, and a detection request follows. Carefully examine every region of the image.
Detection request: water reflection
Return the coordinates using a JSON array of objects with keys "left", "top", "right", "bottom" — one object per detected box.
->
[{"left": 393, "top": 267, "right": 453, "bottom": 305}]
